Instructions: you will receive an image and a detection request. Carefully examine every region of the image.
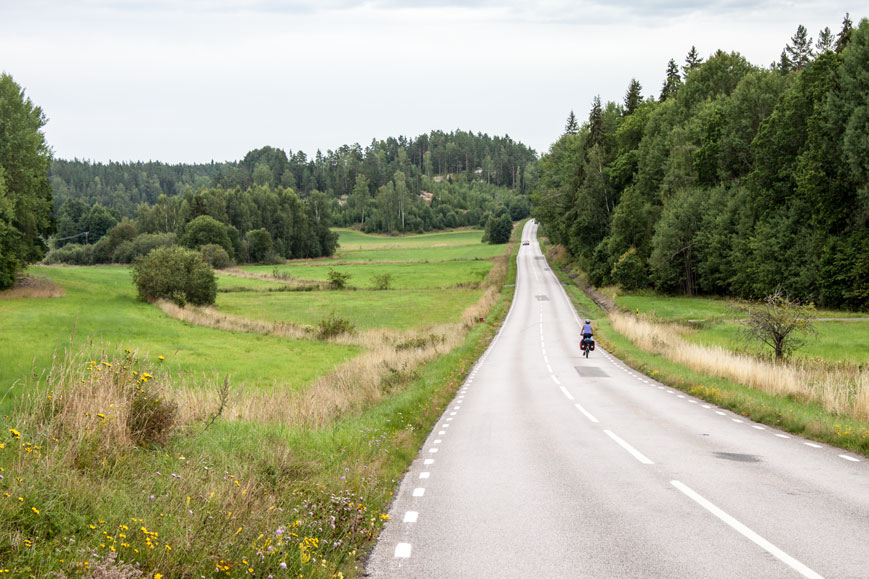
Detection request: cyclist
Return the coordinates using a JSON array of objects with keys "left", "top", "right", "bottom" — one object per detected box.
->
[{"left": 580, "top": 319, "right": 594, "bottom": 350}]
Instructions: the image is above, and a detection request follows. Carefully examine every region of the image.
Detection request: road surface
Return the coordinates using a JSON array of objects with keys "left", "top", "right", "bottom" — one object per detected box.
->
[{"left": 365, "top": 220, "right": 869, "bottom": 578}]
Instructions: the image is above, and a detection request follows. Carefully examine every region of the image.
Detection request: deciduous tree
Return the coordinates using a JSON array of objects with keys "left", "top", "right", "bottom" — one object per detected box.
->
[{"left": 0, "top": 74, "right": 54, "bottom": 289}]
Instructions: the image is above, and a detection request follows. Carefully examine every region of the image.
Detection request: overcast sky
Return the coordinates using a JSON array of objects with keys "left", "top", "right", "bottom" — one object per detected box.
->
[{"left": 1, "top": 1, "right": 857, "bottom": 163}]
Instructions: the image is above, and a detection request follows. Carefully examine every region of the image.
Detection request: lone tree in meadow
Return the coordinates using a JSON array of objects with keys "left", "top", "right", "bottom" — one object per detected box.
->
[{"left": 735, "top": 288, "right": 817, "bottom": 360}]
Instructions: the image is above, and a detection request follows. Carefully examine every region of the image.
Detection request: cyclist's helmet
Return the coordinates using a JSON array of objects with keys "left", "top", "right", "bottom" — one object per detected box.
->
[{"left": 585, "top": 319, "right": 591, "bottom": 323}]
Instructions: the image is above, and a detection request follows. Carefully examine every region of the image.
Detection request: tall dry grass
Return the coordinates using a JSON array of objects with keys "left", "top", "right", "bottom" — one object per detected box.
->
[
  {"left": 0, "top": 276, "right": 65, "bottom": 299},
  {"left": 609, "top": 311, "right": 869, "bottom": 421},
  {"left": 177, "top": 325, "right": 464, "bottom": 428}
]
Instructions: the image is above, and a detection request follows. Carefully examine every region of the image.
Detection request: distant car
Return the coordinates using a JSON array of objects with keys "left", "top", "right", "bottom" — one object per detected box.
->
[{"left": 522, "top": 241, "right": 530, "bottom": 246}]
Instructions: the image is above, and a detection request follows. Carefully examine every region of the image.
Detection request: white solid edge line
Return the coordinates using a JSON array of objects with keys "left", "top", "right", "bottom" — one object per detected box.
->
[
  {"left": 604, "top": 430, "right": 654, "bottom": 464},
  {"left": 574, "top": 402, "right": 599, "bottom": 423},
  {"left": 670, "top": 480, "right": 824, "bottom": 579},
  {"left": 394, "top": 543, "right": 412, "bottom": 558},
  {"left": 560, "top": 386, "right": 575, "bottom": 400}
]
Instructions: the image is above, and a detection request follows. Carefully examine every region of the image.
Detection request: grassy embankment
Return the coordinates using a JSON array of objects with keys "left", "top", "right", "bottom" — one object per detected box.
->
[
  {"left": 542, "top": 244, "right": 869, "bottom": 457},
  {"left": 0, "top": 227, "right": 518, "bottom": 577}
]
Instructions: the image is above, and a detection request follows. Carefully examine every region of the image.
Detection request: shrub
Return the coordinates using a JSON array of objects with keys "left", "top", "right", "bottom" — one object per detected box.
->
[
  {"left": 127, "top": 384, "right": 178, "bottom": 446},
  {"left": 372, "top": 272, "right": 393, "bottom": 290},
  {"left": 43, "top": 243, "right": 94, "bottom": 265},
  {"left": 131, "top": 246, "right": 217, "bottom": 306},
  {"left": 328, "top": 268, "right": 351, "bottom": 289},
  {"left": 200, "top": 243, "right": 231, "bottom": 269},
  {"left": 112, "top": 232, "right": 176, "bottom": 264},
  {"left": 316, "top": 312, "right": 355, "bottom": 340}
]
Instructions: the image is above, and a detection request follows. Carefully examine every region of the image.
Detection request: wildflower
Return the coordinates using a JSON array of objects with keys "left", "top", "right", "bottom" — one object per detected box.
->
[
  {"left": 158, "top": 356, "right": 165, "bottom": 361},
  {"left": 155, "top": 574, "right": 163, "bottom": 579},
  {"left": 31, "top": 507, "right": 39, "bottom": 514},
  {"left": 8, "top": 429, "right": 20, "bottom": 439},
  {"left": 97, "top": 414, "right": 106, "bottom": 419}
]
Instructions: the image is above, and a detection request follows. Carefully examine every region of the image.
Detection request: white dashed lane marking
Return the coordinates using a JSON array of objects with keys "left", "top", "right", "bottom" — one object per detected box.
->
[
  {"left": 412, "top": 488, "right": 425, "bottom": 497},
  {"left": 403, "top": 511, "right": 418, "bottom": 523},
  {"left": 605, "top": 429, "right": 654, "bottom": 464},
  {"left": 394, "top": 543, "right": 412, "bottom": 558}
]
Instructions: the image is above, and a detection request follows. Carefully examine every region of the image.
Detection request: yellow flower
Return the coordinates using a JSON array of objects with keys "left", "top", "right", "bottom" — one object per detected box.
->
[
  {"left": 97, "top": 414, "right": 106, "bottom": 419},
  {"left": 31, "top": 507, "right": 39, "bottom": 514},
  {"left": 154, "top": 574, "right": 163, "bottom": 579},
  {"left": 158, "top": 356, "right": 165, "bottom": 361}
]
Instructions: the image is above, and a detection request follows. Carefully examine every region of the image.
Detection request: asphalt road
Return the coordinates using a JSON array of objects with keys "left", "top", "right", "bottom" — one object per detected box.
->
[{"left": 365, "top": 220, "right": 869, "bottom": 579}]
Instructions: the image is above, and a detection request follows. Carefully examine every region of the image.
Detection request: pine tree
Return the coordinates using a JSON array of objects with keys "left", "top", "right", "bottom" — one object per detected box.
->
[
  {"left": 683, "top": 46, "right": 703, "bottom": 78},
  {"left": 785, "top": 24, "right": 814, "bottom": 71},
  {"left": 623, "top": 79, "right": 642, "bottom": 116},
  {"left": 564, "top": 110, "right": 579, "bottom": 135},
  {"left": 816, "top": 26, "right": 833, "bottom": 53},
  {"left": 659, "top": 59, "right": 682, "bottom": 101},
  {"left": 835, "top": 12, "right": 853, "bottom": 53},
  {"left": 588, "top": 96, "right": 603, "bottom": 146}
]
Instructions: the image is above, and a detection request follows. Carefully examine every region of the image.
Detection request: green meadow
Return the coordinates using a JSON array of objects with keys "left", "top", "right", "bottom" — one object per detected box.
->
[
  {"left": 0, "top": 266, "right": 357, "bottom": 413},
  {"left": 0, "top": 226, "right": 516, "bottom": 577},
  {"left": 614, "top": 293, "right": 869, "bottom": 364}
]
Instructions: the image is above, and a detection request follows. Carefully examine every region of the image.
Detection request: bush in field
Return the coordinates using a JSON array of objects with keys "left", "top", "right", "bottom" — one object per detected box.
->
[
  {"left": 317, "top": 312, "right": 355, "bottom": 340},
  {"left": 482, "top": 213, "right": 512, "bottom": 244},
  {"left": 131, "top": 246, "right": 216, "bottom": 306},
  {"left": 200, "top": 243, "right": 231, "bottom": 269},
  {"left": 127, "top": 385, "right": 178, "bottom": 446},
  {"left": 372, "top": 272, "right": 393, "bottom": 290},
  {"left": 328, "top": 268, "right": 351, "bottom": 289}
]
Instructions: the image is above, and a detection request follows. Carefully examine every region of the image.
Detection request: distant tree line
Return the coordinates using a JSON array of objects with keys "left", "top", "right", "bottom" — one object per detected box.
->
[
  {"left": 47, "top": 185, "right": 337, "bottom": 266},
  {"left": 534, "top": 15, "right": 868, "bottom": 310},
  {"left": 46, "top": 130, "right": 537, "bottom": 263}
]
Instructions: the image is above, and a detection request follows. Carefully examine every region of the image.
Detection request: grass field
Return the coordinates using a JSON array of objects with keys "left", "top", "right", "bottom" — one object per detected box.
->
[
  {"left": 0, "top": 266, "right": 358, "bottom": 414},
  {"left": 218, "top": 288, "right": 482, "bottom": 330},
  {"left": 614, "top": 293, "right": 869, "bottom": 364},
  {"left": 0, "top": 226, "right": 515, "bottom": 577},
  {"left": 245, "top": 260, "right": 492, "bottom": 290}
]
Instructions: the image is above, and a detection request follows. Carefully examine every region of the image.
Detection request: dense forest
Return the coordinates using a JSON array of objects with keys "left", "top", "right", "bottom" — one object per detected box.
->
[
  {"left": 46, "top": 131, "right": 536, "bottom": 264},
  {"left": 534, "top": 15, "right": 868, "bottom": 310}
]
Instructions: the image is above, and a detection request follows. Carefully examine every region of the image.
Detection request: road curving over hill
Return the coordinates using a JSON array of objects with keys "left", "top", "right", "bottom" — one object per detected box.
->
[{"left": 365, "top": 220, "right": 869, "bottom": 579}]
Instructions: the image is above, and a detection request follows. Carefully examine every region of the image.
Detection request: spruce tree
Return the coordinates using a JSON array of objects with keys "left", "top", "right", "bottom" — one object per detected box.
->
[
  {"left": 683, "top": 45, "right": 703, "bottom": 78},
  {"left": 564, "top": 110, "right": 579, "bottom": 135},
  {"left": 623, "top": 79, "right": 642, "bottom": 116},
  {"left": 835, "top": 12, "right": 853, "bottom": 53},
  {"left": 785, "top": 24, "right": 814, "bottom": 71},
  {"left": 588, "top": 96, "right": 603, "bottom": 146},
  {"left": 659, "top": 59, "right": 682, "bottom": 101}
]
